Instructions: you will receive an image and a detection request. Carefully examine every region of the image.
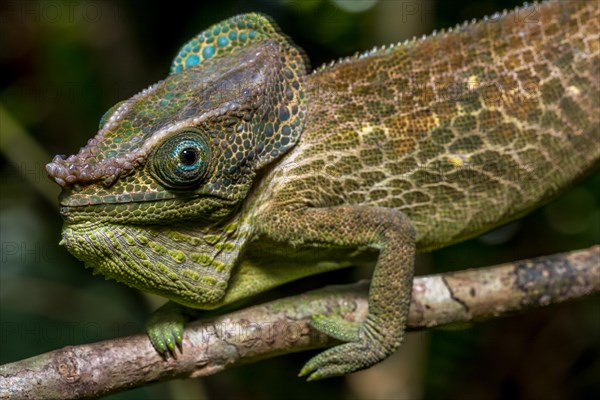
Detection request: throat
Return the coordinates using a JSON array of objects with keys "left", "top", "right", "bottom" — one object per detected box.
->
[{"left": 61, "top": 219, "right": 252, "bottom": 308}]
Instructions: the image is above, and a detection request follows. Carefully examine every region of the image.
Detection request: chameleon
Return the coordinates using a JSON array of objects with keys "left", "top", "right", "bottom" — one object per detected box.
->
[{"left": 46, "top": 0, "right": 599, "bottom": 380}]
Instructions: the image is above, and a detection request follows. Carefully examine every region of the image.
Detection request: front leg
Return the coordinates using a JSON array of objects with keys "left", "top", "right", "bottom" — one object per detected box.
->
[{"left": 258, "top": 206, "right": 416, "bottom": 380}]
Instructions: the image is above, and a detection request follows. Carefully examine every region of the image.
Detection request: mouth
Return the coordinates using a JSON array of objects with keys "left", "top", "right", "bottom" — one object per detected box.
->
[
  {"left": 58, "top": 188, "right": 196, "bottom": 207},
  {"left": 56, "top": 186, "right": 202, "bottom": 223},
  {"left": 58, "top": 200, "right": 169, "bottom": 224},
  {"left": 58, "top": 191, "right": 239, "bottom": 225}
]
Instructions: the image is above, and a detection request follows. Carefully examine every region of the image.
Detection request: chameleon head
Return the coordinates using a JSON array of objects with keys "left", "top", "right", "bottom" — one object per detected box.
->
[{"left": 45, "top": 14, "right": 307, "bottom": 307}]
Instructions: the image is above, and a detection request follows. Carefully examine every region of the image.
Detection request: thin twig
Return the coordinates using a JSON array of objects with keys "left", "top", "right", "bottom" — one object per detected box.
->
[{"left": 0, "top": 246, "right": 598, "bottom": 399}]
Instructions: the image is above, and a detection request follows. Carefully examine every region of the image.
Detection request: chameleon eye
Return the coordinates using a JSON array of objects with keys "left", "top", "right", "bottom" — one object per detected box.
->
[{"left": 150, "top": 131, "right": 211, "bottom": 189}]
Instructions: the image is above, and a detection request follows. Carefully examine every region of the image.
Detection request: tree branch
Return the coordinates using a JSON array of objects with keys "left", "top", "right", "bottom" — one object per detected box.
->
[{"left": 1, "top": 246, "right": 598, "bottom": 399}]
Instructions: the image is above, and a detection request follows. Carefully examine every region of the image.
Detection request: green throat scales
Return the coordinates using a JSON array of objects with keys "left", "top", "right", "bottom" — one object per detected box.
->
[{"left": 46, "top": 1, "right": 599, "bottom": 380}]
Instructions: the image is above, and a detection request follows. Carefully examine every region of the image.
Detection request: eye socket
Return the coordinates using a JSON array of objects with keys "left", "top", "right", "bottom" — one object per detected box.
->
[{"left": 150, "top": 130, "right": 211, "bottom": 189}]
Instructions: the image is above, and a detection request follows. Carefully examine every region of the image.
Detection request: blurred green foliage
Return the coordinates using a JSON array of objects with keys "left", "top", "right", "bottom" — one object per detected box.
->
[{"left": 1, "top": 1, "right": 598, "bottom": 399}]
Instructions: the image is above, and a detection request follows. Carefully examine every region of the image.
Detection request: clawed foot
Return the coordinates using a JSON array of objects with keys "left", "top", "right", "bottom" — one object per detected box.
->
[
  {"left": 146, "top": 303, "right": 185, "bottom": 357},
  {"left": 299, "top": 341, "right": 375, "bottom": 381},
  {"left": 299, "top": 315, "right": 397, "bottom": 381}
]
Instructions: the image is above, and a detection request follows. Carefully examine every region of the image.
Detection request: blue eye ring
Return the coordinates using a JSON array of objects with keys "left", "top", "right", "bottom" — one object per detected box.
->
[{"left": 150, "top": 130, "right": 212, "bottom": 189}]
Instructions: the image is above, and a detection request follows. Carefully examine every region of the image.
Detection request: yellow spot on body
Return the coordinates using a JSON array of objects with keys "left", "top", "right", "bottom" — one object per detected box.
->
[
  {"left": 361, "top": 124, "right": 375, "bottom": 135},
  {"left": 567, "top": 85, "right": 580, "bottom": 96},
  {"left": 447, "top": 154, "right": 470, "bottom": 167},
  {"left": 468, "top": 75, "right": 479, "bottom": 90},
  {"left": 358, "top": 123, "right": 389, "bottom": 137},
  {"left": 507, "top": 88, "right": 519, "bottom": 99}
]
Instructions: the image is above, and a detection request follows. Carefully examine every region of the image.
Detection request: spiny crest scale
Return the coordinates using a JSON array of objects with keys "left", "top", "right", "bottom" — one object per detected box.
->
[{"left": 311, "top": 0, "right": 543, "bottom": 73}]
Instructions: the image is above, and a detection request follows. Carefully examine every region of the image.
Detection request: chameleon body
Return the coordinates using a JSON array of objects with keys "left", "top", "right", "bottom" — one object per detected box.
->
[{"left": 46, "top": 1, "right": 599, "bottom": 380}]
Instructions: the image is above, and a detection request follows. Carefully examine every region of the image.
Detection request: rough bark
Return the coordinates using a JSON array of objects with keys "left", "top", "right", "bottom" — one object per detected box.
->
[{"left": 1, "top": 246, "right": 598, "bottom": 399}]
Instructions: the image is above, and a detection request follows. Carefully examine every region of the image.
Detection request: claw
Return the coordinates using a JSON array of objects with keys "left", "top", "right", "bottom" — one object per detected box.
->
[
  {"left": 299, "top": 349, "right": 351, "bottom": 381},
  {"left": 146, "top": 304, "right": 186, "bottom": 359},
  {"left": 299, "top": 321, "right": 397, "bottom": 380}
]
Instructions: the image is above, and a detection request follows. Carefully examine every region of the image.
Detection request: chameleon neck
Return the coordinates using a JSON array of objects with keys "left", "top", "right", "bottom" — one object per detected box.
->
[{"left": 259, "top": 0, "right": 599, "bottom": 250}]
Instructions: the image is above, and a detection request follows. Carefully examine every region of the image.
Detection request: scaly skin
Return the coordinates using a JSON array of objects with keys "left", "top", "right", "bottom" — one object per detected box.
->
[{"left": 46, "top": 2, "right": 599, "bottom": 380}]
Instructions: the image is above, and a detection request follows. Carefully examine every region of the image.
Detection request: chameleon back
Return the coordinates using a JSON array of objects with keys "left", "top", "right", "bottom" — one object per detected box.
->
[{"left": 260, "top": 0, "right": 600, "bottom": 250}]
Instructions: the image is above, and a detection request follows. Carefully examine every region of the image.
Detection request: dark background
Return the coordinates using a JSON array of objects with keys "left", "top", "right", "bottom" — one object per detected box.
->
[{"left": 1, "top": 1, "right": 598, "bottom": 399}]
